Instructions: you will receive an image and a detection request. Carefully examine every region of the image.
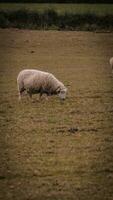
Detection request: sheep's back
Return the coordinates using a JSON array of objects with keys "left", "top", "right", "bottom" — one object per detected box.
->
[{"left": 17, "top": 69, "right": 48, "bottom": 82}]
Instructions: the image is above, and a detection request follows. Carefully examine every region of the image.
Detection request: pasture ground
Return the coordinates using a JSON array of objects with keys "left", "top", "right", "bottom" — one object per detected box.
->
[{"left": 0, "top": 29, "right": 113, "bottom": 200}]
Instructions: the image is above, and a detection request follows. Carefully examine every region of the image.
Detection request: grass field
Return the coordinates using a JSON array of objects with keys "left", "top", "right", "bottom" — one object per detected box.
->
[
  {"left": 0, "top": 29, "right": 113, "bottom": 200},
  {"left": 0, "top": 3, "right": 113, "bottom": 15}
]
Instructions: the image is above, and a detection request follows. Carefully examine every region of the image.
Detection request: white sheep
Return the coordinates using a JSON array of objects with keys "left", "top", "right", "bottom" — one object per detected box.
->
[
  {"left": 109, "top": 57, "right": 113, "bottom": 73},
  {"left": 17, "top": 69, "right": 67, "bottom": 101}
]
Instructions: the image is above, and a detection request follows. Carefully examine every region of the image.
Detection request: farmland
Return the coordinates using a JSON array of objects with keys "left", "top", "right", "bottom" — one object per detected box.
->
[{"left": 0, "top": 29, "right": 113, "bottom": 200}]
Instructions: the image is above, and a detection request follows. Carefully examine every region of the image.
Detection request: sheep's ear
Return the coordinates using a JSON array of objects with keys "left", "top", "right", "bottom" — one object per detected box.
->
[{"left": 56, "top": 86, "right": 61, "bottom": 93}]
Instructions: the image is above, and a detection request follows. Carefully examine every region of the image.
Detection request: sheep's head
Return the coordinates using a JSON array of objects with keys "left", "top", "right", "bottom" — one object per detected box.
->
[{"left": 57, "top": 86, "right": 67, "bottom": 100}]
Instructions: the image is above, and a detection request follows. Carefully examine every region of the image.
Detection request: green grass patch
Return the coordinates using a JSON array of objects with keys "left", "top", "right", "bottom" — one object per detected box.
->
[
  {"left": 0, "top": 8, "right": 113, "bottom": 30},
  {"left": 0, "top": 4, "right": 113, "bottom": 30},
  {"left": 0, "top": 3, "right": 113, "bottom": 15}
]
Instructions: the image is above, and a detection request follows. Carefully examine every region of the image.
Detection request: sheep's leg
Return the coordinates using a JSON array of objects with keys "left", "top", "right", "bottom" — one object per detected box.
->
[
  {"left": 18, "top": 89, "right": 24, "bottom": 101},
  {"left": 18, "top": 92, "right": 22, "bottom": 101},
  {"left": 26, "top": 89, "right": 33, "bottom": 101},
  {"left": 28, "top": 92, "right": 34, "bottom": 102},
  {"left": 41, "top": 93, "right": 49, "bottom": 101},
  {"left": 36, "top": 93, "right": 42, "bottom": 101},
  {"left": 45, "top": 94, "right": 49, "bottom": 101},
  {"left": 38, "top": 93, "right": 49, "bottom": 101},
  {"left": 38, "top": 93, "right": 43, "bottom": 101},
  {"left": 37, "top": 92, "right": 46, "bottom": 101},
  {"left": 29, "top": 93, "right": 32, "bottom": 99}
]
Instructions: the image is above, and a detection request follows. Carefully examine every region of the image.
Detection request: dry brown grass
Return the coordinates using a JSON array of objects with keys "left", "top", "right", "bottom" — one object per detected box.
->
[{"left": 0, "top": 29, "right": 113, "bottom": 200}]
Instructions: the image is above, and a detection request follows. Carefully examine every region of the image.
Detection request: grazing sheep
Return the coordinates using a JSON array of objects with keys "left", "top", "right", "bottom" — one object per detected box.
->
[
  {"left": 109, "top": 57, "right": 113, "bottom": 73},
  {"left": 17, "top": 69, "right": 67, "bottom": 101}
]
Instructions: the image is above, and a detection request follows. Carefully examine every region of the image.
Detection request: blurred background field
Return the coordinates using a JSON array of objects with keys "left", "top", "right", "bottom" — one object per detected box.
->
[
  {"left": 0, "top": 3, "right": 113, "bottom": 30},
  {"left": 0, "top": 3, "right": 113, "bottom": 15}
]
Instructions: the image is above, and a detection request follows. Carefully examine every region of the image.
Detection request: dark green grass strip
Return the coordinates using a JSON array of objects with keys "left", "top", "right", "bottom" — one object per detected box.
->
[{"left": 0, "top": 9, "right": 113, "bottom": 31}]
